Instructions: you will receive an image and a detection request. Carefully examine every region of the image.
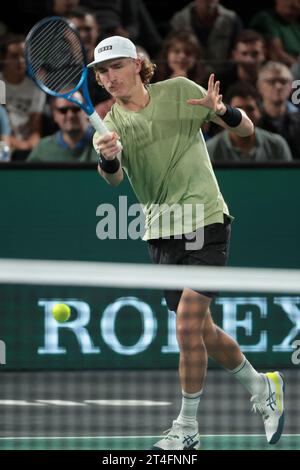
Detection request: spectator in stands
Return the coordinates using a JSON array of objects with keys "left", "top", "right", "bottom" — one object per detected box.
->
[
  {"left": 257, "top": 61, "right": 300, "bottom": 159},
  {"left": 207, "top": 82, "right": 293, "bottom": 162},
  {"left": 67, "top": 7, "right": 100, "bottom": 65},
  {"left": 0, "top": 34, "right": 46, "bottom": 160},
  {"left": 52, "top": 0, "right": 80, "bottom": 16},
  {"left": 66, "top": 8, "right": 110, "bottom": 110},
  {"left": 154, "top": 30, "right": 207, "bottom": 85},
  {"left": 27, "top": 93, "right": 98, "bottom": 162},
  {"left": 218, "top": 30, "right": 266, "bottom": 95},
  {"left": 0, "top": 105, "right": 11, "bottom": 146},
  {"left": 169, "top": 0, "right": 243, "bottom": 73},
  {"left": 250, "top": 0, "right": 300, "bottom": 67},
  {"left": 0, "top": 1, "right": 78, "bottom": 36},
  {"left": 81, "top": 0, "right": 162, "bottom": 57},
  {"left": 291, "top": 54, "right": 300, "bottom": 80},
  {"left": 1, "top": 1, "right": 47, "bottom": 35}
]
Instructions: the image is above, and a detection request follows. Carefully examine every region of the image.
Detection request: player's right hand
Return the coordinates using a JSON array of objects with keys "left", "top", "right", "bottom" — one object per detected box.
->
[{"left": 95, "top": 132, "right": 122, "bottom": 160}]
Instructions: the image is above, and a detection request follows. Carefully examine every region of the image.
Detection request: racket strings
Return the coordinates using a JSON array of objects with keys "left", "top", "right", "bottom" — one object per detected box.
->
[
  {"left": 27, "top": 19, "right": 85, "bottom": 93},
  {"left": 33, "top": 28, "right": 82, "bottom": 90},
  {"left": 32, "top": 22, "right": 83, "bottom": 75}
]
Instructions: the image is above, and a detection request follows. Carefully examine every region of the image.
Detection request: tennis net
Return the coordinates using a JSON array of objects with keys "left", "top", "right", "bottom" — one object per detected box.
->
[{"left": 0, "top": 259, "right": 299, "bottom": 450}]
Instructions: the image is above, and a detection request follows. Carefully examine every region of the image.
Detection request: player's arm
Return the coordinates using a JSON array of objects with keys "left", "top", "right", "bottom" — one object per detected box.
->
[
  {"left": 210, "top": 106, "right": 254, "bottom": 137},
  {"left": 94, "top": 132, "right": 124, "bottom": 187},
  {"left": 187, "top": 74, "right": 254, "bottom": 137}
]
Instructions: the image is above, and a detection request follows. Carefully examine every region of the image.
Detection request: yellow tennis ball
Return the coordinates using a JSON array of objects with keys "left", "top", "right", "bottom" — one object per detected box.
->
[{"left": 52, "top": 303, "right": 71, "bottom": 323}]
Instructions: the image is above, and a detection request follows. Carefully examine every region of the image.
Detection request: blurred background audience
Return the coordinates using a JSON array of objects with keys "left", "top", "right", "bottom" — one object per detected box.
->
[
  {"left": 169, "top": 0, "right": 243, "bottom": 74},
  {"left": 207, "top": 82, "right": 293, "bottom": 162},
  {"left": 0, "top": 34, "right": 45, "bottom": 160},
  {"left": 250, "top": 0, "right": 300, "bottom": 67},
  {"left": 218, "top": 30, "right": 266, "bottom": 95},
  {"left": 154, "top": 30, "right": 207, "bottom": 84},
  {"left": 81, "top": 0, "right": 162, "bottom": 57},
  {"left": 27, "top": 92, "right": 98, "bottom": 162},
  {"left": 0, "top": 0, "right": 299, "bottom": 163},
  {"left": 0, "top": 105, "right": 11, "bottom": 146},
  {"left": 257, "top": 61, "right": 300, "bottom": 159}
]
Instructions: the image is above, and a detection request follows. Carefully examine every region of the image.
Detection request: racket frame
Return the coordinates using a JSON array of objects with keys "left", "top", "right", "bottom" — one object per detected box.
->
[{"left": 25, "top": 16, "right": 110, "bottom": 135}]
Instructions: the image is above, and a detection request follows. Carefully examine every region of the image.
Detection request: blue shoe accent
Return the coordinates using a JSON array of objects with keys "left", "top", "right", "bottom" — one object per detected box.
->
[{"left": 269, "top": 412, "right": 285, "bottom": 445}]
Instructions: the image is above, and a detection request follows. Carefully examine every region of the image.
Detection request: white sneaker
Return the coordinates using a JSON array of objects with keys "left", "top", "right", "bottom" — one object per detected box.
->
[
  {"left": 151, "top": 420, "right": 200, "bottom": 450},
  {"left": 251, "top": 371, "right": 285, "bottom": 444}
]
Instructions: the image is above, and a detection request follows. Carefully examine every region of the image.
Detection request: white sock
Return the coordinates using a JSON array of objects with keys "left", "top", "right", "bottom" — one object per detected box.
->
[
  {"left": 176, "top": 389, "right": 202, "bottom": 427},
  {"left": 228, "top": 356, "right": 266, "bottom": 396}
]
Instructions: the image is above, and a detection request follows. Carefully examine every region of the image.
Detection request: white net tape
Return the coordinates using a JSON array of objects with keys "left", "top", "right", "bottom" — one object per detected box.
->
[{"left": 0, "top": 259, "right": 299, "bottom": 293}]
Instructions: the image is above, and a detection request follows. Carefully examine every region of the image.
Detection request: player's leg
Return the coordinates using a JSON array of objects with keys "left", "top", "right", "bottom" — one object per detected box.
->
[
  {"left": 176, "top": 289, "right": 211, "bottom": 394},
  {"left": 203, "top": 310, "right": 285, "bottom": 444},
  {"left": 152, "top": 289, "right": 209, "bottom": 450},
  {"left": 203, "top": 310, "right": 265, "bottom": 393}
]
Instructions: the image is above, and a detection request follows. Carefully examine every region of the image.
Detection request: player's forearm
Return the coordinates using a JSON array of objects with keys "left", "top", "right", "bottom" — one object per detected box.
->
[
  {"left": 215, "top": 104, "right": 254, "bottom": 137},
  {"left": 97, "top": 164, "right": 124, "bottom": 187},
  {"left": 94, "top": 131, "right": 124, "bottom": 187},
  {"left": 228, "top": 109, "right": 254, "bottom": 137}
]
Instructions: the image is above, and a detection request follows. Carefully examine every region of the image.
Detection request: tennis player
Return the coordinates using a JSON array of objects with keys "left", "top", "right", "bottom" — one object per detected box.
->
[{"left": 90, "top": 36, "right": 285, "bottom": 450}]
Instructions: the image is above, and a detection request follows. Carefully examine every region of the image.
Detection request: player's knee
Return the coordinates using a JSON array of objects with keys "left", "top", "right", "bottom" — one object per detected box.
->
[
  {"left": 176, "top": 318, "right": 204, "bottom": 349},
  {"left": 177, "top": 290, "right": 209, "bottom": 317}
]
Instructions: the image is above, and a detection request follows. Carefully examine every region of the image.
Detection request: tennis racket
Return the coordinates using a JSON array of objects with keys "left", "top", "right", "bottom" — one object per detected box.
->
[{"left": 25, "top": 16, "right": 110, "bottom": 136}]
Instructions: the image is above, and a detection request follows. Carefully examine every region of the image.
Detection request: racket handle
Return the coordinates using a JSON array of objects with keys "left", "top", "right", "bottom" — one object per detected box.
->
[
  {"left": 88, "top": 111, "right": 109, "bottom": 135},
  {"left": 89, "top": 110, "right": 123, "bottom": 154}
]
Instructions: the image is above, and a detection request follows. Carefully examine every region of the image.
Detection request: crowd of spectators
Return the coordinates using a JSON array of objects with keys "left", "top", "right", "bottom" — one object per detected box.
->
[{"left": 0, "top": 0, "right": 300, "bottom": 163}]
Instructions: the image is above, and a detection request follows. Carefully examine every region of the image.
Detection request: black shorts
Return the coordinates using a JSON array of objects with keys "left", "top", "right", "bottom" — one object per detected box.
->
[{"left": 147, "top": 214, "right": 232, "bottom": 312}]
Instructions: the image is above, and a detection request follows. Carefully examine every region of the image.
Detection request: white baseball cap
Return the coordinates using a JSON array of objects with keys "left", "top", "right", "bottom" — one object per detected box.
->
[{"left": 87, "top": 36, "right": 137, "bottom": 68}]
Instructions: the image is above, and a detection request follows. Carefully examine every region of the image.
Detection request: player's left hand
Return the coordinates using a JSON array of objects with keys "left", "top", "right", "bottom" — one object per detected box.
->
[{"left": 186, "top": 73, "right": 226, "bottom": 115}]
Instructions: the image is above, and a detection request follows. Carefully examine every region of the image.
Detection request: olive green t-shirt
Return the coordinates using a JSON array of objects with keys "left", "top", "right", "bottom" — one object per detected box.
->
[{"left": 93, "top": 77, "right": 231, "bottom": 240}]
